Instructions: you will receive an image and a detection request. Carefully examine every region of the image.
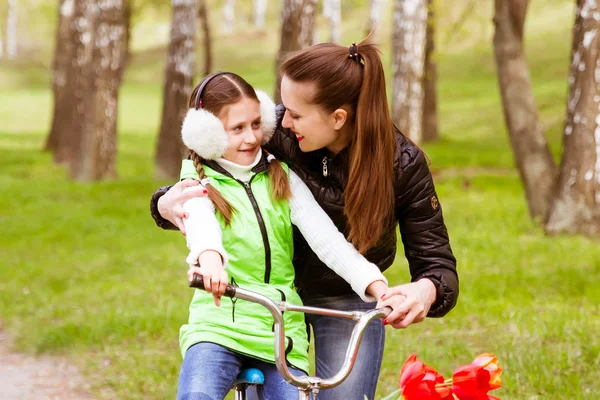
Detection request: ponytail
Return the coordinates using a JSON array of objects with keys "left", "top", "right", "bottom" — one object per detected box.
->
[
  {"left": 280, "top": 37, "right": 396, "bottom": 253},
  {"left": 190, "top": 151, "right": 236, "bottom": 225},
  {"left": 265, "top": 152, "right": 291, "bottom": 201}
]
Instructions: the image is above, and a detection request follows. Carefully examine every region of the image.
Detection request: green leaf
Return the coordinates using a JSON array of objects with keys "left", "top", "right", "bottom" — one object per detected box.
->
[{"left": 379, "top": 388, "right": 402, "bottom": 400}]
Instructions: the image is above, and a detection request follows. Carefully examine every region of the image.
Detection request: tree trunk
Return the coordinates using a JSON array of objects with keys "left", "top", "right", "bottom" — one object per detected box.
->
[
  {"left": 391, "top": 0, "right": 428, "bottom": 144},
  {"left": 70, "top": 0, "right": 126, "bottom": 181},
  {"left": 253, "top": 0, "right": 267, "bottom": 29},
  {"left": 493, "top": 0, "right": 557, "bottom": 222},
  {"left": 366, "top": 0, "right": 384, "bottom": 41},
  {"left": 274, "top": 0, "right": 317, "bottom": 103},
  {"left": 155, "top": 0, "right": 197, "bottom": 180},
  {"left": 323, "top": 0, "right": 342, "bottom": 43},
  {"left": 45, "top": 0, "right": 75, "bottom": 159},
  {"left": 198, "top": 0, "right": 212, "bottom": 76},
  {"left": 422, "top": 0, "right": 438, "bottom": 142},
  {"left": 222, "top": 0, "right": 234, "bottom": 34},
  {"left": 0, "top": 28, "right": 3, "bottom": 59},
  {"left": 6, "top": 0, "right": 17, "bottom": 59},
  {"left": 545, "top": 0, "right": 600, "bottom": 235}
]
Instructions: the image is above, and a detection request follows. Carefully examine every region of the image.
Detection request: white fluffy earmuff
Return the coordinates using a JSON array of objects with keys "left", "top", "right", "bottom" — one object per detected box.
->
[{"left": 181, "top": 74, "right": 277, "bottom": 160}]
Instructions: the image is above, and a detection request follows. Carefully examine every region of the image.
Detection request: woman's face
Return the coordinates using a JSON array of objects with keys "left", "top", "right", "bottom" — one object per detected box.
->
[
  {"left": 280, "top": 75, "right": 343, "bottom": 153},
  {"left": 219, "top": 97, "right": 263, "bottom": 165}
]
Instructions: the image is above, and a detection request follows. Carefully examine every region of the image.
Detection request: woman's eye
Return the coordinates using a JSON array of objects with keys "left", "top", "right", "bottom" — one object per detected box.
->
[{"left": 291, "top": 114, "right": 300, "bottom": 120}]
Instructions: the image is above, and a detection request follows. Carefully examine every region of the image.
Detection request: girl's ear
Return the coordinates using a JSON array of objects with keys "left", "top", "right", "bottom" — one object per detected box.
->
[
  {"left": 332, "top": 108, "right": 348, "bottom": 130},
  {"left": 181, "top": 108, "right": 229, "bottom": 160}
]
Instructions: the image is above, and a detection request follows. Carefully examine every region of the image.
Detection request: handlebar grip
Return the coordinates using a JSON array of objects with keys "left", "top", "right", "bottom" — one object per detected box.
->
[{"left": 189, "top": 274, "right": 237, "bottom": 298}]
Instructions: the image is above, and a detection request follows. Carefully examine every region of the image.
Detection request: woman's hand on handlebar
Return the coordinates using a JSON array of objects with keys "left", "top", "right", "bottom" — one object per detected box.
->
[
  {"left": 158, "top": 179, "right": 208, "bottom": 234},
  {"left": 187, "top": 250, "right": 229, "bottom": 306},
  {"left": 377, "top": 279, "right": 437, "bottom": 329}
]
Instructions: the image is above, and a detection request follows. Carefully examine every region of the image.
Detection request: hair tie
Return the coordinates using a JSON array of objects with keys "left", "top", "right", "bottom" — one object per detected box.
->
[
  {"left": 200, "top": 178, "right": 211, "bottom": 187},
  {"left": 348, "top": 42, "right": 359, "bottom": 62},
  {"left": 267, "top": 154, "right": 276, "bottom": 163}
]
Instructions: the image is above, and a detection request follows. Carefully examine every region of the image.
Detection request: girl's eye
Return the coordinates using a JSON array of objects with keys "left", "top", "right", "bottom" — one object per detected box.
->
[
  {"left": 233, "top": 126, "right": 243, "bottom": 132},
  {"left": 252, "top": 121, "right": 261, "bottom": 128}
]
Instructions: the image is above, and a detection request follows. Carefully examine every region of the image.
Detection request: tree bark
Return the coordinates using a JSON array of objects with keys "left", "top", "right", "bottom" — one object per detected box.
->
[
  {"left": 45, "top": 0, "right": 75, "bottom": 160},
  {"left": 493, "top": 0, "right": 557, "bottom": 222},
  {"left": 422, "top": 0, "right": 438, "bottom": 142},
  {"left": 253, "top": 0, "right": 267, "bottom": 29},
  {"left": 198, "top": 0, "right": 212, "bottom": 76},
  {"left": 70, "top": 0, "right": 126, "bottom": 181},
  {"left": 6, "top": 0, "right": 17, "bottom": 59},
  {"left": 222, "top": 0, "right": 234, "bottom": 34},
  {"left": 545, "top": 0, "right": 600, "bottom": 235},
  {"left": 366, "top": 0, "right": 384, "bottom": 41},
  {"left": 274, "top": 0, "right": 318, "bottom": 103},
  {"left": 323, "top": 0, "right": 342, "bottom": 43},
  {"left": 391, "top": 0, "right": 428, "bottom": 144},
  {"left": 155, "top": 0, "right": 197, "bottom": 180}
]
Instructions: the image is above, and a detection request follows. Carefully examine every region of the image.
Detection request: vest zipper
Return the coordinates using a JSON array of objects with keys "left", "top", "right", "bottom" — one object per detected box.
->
[
  {"left": 322, "top": 156, "right": 329, "bottom": 177},
  {"left": 239, "top": 177, "right": 272, "bottom": 284}
]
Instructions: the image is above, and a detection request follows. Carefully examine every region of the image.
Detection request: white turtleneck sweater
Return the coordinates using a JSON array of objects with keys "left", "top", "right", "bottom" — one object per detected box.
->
[{"left": 183, "top": 150, "right": 387, "bottom": 302}]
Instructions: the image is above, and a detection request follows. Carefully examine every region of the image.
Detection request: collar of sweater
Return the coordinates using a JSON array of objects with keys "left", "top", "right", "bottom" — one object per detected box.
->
[{"left": 215, "top": 148, "right": 263, "bottom": 182}]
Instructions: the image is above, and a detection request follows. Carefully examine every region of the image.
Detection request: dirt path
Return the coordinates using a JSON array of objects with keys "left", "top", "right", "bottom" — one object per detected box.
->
[{"left": 0, "top": 331, "right": 93, "bottom": 400}]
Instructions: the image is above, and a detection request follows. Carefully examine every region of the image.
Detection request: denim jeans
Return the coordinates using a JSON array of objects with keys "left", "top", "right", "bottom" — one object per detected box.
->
[
  {"left": 177, "top": 342, "right": 306, "bottom": 400},
  {"left": 303, "top": 292, "right": 385, "bottom": 400}
]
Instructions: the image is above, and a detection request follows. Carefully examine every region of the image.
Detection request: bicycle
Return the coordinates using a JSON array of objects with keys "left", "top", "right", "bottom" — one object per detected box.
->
[{"left": 189, "top": 275, "right": 389, "bottom": 400}]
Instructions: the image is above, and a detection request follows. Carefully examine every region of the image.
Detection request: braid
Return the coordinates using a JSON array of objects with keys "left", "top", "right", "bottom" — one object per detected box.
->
[
  {"left": 190, "top": 151, "right": 235, "bottom": 225},
  {"left": 264, "top": 151, "right": 291, "bottom": 201}
]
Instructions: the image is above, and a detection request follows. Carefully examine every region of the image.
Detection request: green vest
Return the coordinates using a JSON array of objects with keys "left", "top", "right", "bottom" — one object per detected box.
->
[{"left": 178, "top": 158, "right": 309, "bottom": 373}]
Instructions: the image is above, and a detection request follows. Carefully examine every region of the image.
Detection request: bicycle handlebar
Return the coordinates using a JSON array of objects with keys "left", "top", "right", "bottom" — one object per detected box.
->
[{"left": 189, "top": 274, "right": 390, "bottom": 391}]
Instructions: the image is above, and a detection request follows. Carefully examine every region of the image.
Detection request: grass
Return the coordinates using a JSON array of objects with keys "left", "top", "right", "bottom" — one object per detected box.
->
[{"left": 1, "top": 1, "right": 599, "bottom": 399}]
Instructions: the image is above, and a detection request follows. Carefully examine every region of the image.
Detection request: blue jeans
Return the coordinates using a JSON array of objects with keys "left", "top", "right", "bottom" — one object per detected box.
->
[
  {"left": 177, "top": 342, "right": 306, "bottom": 400},
  {"left": 302, "top": 292, "right": 385, "bottom": 400}
]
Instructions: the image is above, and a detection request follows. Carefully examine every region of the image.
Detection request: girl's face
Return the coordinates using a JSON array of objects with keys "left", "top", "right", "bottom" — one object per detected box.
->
[
  {"left": 280, "top": 75, "right": 348, "bottom": 154},
  {"left": 219, "top": 97, "right": 263, "bottom": 165}
]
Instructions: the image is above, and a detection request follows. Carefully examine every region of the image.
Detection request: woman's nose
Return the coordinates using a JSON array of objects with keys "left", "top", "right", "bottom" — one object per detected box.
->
[{"left": 281, "top": 111, "right": 292, "bottom": 128}]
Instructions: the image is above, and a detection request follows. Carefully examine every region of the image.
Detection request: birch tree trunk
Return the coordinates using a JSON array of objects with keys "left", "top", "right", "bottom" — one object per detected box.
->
[
  {"left": 198, "top": 0, "right": 212, "bottom": 76},
  {"left": 366, "top": 0, "right": 384, "bottom": 41},
  {"left": 222, "top": 0, "right": 234, "bottom": 34},
  {"left": 391, "top": 0, "right": 428, "bottom": 144},
  {"left": 493, "top": 0, "right": 557, "bottom": 221},
  {"left": 274, "top": 0, "right": 317, "bottom": 103},
  {"left": 45, "top": 0, "right": 75, "bottom": 159},
  {"left": 323, "top": 0, "right": 341, "bottom": 43},
  {"left": 422, "top": 0, "right": 438, "bottom": 142},
  {"left": 545, "top": 0, "right": 600, "bottom": 235},
  {"left": 6, "top": 0, "right": 17, "bottom": 59},
  {"left": 70, "top": 0, "right": 126, "bottom": 181},
  {"left": 253, "top": 0, "right": 267, "bottom": 29},
  {"left": 155, "top": 0, "right": 197, "bottom": 180}
]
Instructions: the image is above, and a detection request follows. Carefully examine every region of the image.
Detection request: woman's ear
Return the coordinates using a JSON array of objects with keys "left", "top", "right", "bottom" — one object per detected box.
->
[{"left": 332, "top": 108, "right": 348, "bottom": 130}]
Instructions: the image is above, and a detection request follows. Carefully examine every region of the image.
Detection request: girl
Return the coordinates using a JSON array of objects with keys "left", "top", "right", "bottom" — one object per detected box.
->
[
  {"left": 176, "top": 72, "right": 391, "bottom": 400},
  {"left": 153, "top": 38, "right": 459, "bottom": 400}
]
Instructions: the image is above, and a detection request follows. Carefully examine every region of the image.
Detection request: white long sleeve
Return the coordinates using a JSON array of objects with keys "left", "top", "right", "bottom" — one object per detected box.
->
[
  {"left": 182, "top": 189, "right": 228, "bottom": 268},
  {"left": 288, "top": 170, "right": 387, "bottom": 302}
]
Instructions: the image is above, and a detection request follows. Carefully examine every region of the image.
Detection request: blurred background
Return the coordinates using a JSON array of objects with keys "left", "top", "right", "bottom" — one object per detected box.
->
[{"left": 0, "top": 0, "right": 599, "bottom": 399}]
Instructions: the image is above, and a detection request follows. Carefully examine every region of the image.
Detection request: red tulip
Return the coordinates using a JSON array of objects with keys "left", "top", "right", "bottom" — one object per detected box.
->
[
  {"left": 472, "top": 354, "right": 502, "bottom": 390},
  {"left": 451, "top": 363, "right": 494, "bottom": 400},
  {"left": 399, "top": 354, "right": 453, "bottom": 400}
]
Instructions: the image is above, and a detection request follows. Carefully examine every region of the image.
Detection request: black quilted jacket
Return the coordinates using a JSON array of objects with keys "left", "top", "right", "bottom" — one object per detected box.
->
[{"left": 150, "top": 106, "right": 458, "bottom": 317}]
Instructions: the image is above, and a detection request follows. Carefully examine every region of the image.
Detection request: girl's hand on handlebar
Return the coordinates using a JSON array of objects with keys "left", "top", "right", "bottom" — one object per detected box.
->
[
  {"left": 158, "top": 179, "right": 208, "bottom": 234},
  {"left": 187, "top": 251, "right": 228, "bottom": 306},
  {"left": 378, "top": 279, "right": 436, "bottom": 329}
]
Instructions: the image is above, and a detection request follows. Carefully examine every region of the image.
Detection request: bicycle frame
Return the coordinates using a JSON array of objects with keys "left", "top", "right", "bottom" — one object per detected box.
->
[{"left": 189, "top": 275, "right": 389, "bottom": 399}]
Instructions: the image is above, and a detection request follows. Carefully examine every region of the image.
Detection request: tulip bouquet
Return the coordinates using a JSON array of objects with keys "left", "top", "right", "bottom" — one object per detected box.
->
[{"left": 378, "top": 353, "right": 502, "bottom": 400}]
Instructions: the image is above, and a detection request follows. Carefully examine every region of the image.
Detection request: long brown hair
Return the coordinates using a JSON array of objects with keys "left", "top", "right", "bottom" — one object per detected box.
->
[
  {"left": 280, "top": 38, "right": 396, "bottom": 253},
  {"left": 187, "top": 73, "right": 290, "bottom": 225}
]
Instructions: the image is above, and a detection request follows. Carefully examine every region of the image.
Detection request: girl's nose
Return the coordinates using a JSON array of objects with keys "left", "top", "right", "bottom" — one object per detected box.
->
[{"left": 243, "top": 128, "right": 258, "bottom": 144}]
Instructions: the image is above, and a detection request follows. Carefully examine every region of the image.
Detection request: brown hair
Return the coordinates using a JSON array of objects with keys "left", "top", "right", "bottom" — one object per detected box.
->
[
  {"left": 187, "top": 73, "right": 290, "bottom": 225},
  {"left": 280, "top": 38, "right": 396, "bottom": 253}
]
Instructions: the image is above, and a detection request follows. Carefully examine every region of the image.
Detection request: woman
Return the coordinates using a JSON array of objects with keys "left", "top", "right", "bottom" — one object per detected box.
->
[{"left": 150, "top": 38, "right": 458, "bottom": 400}]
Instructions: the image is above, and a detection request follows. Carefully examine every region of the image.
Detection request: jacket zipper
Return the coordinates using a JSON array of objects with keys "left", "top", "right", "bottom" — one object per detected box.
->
[
  {"left": 322, "top": 156, "right": 329, "bottom": 177},
  {"left": 238, "top": 176, "right": 272, "bottom": 284}
]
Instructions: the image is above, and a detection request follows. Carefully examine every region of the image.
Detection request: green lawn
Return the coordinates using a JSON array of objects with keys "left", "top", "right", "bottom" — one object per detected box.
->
[{"left": 1, "top": 1, "right": 599, "bottom": 399}]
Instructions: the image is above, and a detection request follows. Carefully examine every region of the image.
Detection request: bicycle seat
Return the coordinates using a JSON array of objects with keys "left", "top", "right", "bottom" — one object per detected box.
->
[{"left": 233, "top": 368, "right": 264, "bottom": 386}]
